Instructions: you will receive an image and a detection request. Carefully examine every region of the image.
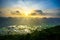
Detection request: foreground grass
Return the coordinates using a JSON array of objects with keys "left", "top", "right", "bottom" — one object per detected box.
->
[{"left": 0, "top": 25, "right": 60, "bottom": 40}]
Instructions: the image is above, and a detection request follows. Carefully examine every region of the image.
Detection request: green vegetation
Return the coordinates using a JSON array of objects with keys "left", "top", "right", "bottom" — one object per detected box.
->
[{"left": 0, "top": 25, "right": 60, "bottom": 40}]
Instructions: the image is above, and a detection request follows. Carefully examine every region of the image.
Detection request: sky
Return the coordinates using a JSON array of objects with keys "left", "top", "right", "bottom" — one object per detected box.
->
[
  {"left": 0, "top": 0, "right": 60, "bottom": 9},
  {"left": 0, "top": 0, "right": 60, "bottom": 17}
]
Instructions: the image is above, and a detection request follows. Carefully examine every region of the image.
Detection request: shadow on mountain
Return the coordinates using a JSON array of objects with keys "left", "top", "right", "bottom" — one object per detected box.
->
[{"left": 0, "top": 25, "right": 60, "bottom": 40}]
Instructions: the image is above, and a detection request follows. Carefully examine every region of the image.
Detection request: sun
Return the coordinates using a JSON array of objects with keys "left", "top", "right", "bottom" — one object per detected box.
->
[
  {"left": 24, "top": 10, "right": 33, "bottom": 16},
  {"left": 22, "top": 7, "right": 34, "bottom": 16}
]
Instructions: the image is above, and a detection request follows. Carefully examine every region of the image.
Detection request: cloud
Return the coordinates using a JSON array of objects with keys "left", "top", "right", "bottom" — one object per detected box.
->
[
  {"left": 0, "top": 8, "right": 60, "bottom": 18},
  {"left": 43, "top": 9, "right": 60, "bottom": 17},
  {"left": 30, "top": 10, "right": 43, "bottom": 15},
  {"left": 10, "top": 10, "right": 21, "bottom": 15}
]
